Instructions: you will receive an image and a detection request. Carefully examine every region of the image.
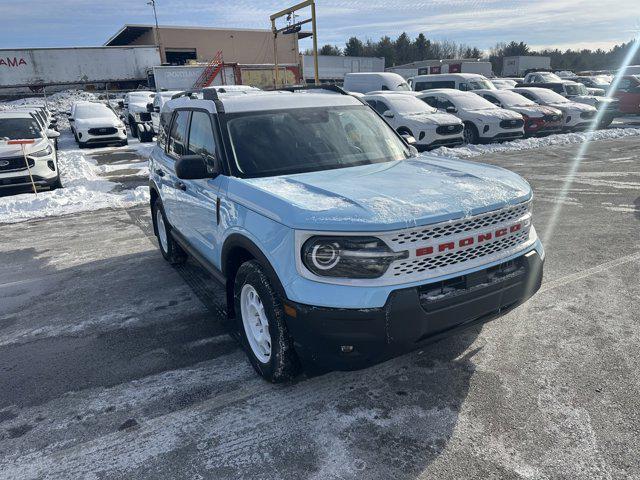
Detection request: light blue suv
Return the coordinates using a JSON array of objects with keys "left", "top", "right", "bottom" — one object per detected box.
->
[{"left": 149, "top": 87, "right": 544, "bottom": 382}]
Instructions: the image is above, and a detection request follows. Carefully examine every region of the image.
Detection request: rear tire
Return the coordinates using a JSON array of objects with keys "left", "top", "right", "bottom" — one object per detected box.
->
[
  {"left": 463, "top": 122, "right": 479, "bottom": 144},
  {"left": 152, "top": 198, "right": 187, "bottom": 265},
  {"left": 139, "top": 130, "right": 153, "bottom": 143},
  {"left": 234, "top": 260, "right": 300, "bottom": 382},
  {"left": 129, "top": 118, "right": 138, "bottom": 139}
]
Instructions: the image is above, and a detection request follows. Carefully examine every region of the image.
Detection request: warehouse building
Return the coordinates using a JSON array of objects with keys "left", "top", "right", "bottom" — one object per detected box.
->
[{"left": 104, "top": 24, "right": 304, "bottom": 66}]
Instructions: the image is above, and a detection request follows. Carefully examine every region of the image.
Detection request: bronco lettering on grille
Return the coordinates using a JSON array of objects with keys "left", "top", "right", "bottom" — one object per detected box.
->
[{"left": 416, "top": 222, "right": 524, "bottom": 257}]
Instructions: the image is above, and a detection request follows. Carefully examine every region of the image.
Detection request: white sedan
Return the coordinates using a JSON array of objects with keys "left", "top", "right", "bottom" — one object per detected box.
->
[
  {"left": 70, "top": 101, "right": 128, "bottom": 148},
  {"left": 416, "top": 89, "right": 524, "bottom": 144}
]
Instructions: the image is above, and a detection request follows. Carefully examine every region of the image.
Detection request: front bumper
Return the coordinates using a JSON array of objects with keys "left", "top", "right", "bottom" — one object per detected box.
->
[{"left": 285, "top": 249, "right": 543, "bottom": 370}]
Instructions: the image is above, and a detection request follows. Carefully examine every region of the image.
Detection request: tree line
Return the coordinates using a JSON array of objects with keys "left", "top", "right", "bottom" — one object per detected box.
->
[{"left": 308, "top": 34, "right": 640, "bottom": 74}]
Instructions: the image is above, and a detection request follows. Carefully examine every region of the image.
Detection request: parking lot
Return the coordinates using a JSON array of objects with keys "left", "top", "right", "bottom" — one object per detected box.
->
[{"left": 0, "top": 133, "right": 638, "bottom": 479}]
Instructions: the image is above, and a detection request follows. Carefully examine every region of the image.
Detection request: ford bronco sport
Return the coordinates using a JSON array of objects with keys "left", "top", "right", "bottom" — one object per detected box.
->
[{"left": 149, "top": 87, "right": 544, "bottom": 382}]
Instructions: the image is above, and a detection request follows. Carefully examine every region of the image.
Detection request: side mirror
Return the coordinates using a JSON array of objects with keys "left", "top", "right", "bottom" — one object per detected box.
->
[
  {"left": 46, "top": 129, "right": 60, "bottom": 139},
  {"left": 154, "top": 106, "right": 160, "bottom": 113},
  {"left": 383, "top": 110, "right": 395, "bottom": 118},
  {"left": 400, "top": 133, "right": 416, "bottom": 145},
  {"left": 146, "top": 103, "right": 154, "bottom": 113},
  {"left": 118, "top": 100, "right": 125, "bottom": 108},
  {"left": 408, "top": 145, "right": 419, "bottom": 156},
  {"left": 119, "top": 114, "right": 125, "bottom": 120},
  {"left": 446, "top": 106, "right": 458, "bottom": 114},
  {"left": 175, "top": 154, "right": 218, "bottom": 180}
]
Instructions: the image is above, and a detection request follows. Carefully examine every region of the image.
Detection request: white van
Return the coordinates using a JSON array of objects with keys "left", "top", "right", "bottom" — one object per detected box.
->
[
  {"left": 343, "top": 73, "right": 411, "bottom": 94},
  {"left": 411, "top": 74, "right": 495, "bottom": 92}
]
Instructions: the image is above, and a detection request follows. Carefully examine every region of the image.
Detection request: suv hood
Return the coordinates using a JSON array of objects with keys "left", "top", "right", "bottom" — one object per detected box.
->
[
  {"left": 229, "top": 156, "right": 532, "bottom": 232},
  {"left": 75, "top": 116, "right": 121, "bottom": 128},
  {"left": 403, "top": 112, "right": 463, "bottom": 127},
  {"left": 508, "top": 105, "right": 557, "bottom": 118},
  {"left": 548, "top": 101, "right": 596, "bottom": 113},
  {"left": 468, "top": 108, "right": 522, "bottom": 122},
  {"left": 0, "top": 138, "right": 50, "bottom": 157}
]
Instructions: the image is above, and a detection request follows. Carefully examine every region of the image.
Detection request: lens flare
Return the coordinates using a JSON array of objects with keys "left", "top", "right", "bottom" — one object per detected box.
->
[{"left": 541, "top": 32, "right": 640, "bottom": 246}]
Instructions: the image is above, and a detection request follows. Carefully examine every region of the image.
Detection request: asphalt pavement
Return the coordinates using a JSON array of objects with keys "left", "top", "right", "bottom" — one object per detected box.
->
[{"left": 0, "top": 136, "right": 638, "bottom": 479}]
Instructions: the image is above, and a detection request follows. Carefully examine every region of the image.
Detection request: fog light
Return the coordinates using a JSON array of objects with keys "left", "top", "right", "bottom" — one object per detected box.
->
[
  {"left": 78, "top": 132, "right": 83, "bottom": 139},
  {"left": 483, "top": 125, "right": 490, "bottom": 133},
  {"left": 47, "top": 160, "right": 56, "bottom": 171},
  {"left": 340, "top": 345, "right": 354, "bottom": 353}
]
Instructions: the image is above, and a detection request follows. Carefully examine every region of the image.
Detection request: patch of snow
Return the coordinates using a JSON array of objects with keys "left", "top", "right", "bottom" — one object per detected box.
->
[
  {"left": 429, "top": 128, "right": 640, "bottom": 160},
  {"left": 245, "top": 177, "right": 353, "bottom": 211},
  {"left": 0, "top": 139, "right": 149, "bottom": 225}
]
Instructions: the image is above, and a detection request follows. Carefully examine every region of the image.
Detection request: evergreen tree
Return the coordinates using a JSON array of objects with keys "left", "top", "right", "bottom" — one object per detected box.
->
[{"left": 344, "top": 37, "right": 365, "bottom": 57}]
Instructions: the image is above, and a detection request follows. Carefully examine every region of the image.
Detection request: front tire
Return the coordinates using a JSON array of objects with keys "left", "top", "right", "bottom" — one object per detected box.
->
[
  {"left": 463, "top": 122, "right": 479, "bottom": 144},
  {"left": 152, "top": 198, "right": 187, "bottom": 265},
  {"left": 234, "top": 261, "right": 300, "bottom": 382},
  {"left": 129, "top": 118, "right": 138, "bottom": 139}
]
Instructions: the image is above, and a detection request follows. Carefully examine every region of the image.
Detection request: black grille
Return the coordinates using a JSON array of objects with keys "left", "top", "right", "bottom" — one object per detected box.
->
[
  {"left": 543, "top": 114, "right": 561, "bottom": 122},
  {"left": 0, "top": 156, "right": 35, "bottom": 172},
  {"left": 139, "top": 112, "right": 152, "bottom": 122},
  {"left": 88, "top": 127, "right": 118, "bottom": 136},
  {"left": 500, "top": 119, "right": 524, "bottom": 129},
  {"left": 436, "top": 124, "right": 463, "bottom": 135},
  {"left": 580, "top": 111, "right": 596, "bottom": 119}
]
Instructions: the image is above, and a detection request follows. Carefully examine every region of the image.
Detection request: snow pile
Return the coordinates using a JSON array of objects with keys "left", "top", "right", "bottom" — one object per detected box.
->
[
  {"left": 0, "top": 145, "right": 149, "bottom": 224},
  {"left": 0, "top": 90, "right": 99, "bottom": 130},
  {"left": 429, "top": 127, "right": 640, "bottom": 160}
]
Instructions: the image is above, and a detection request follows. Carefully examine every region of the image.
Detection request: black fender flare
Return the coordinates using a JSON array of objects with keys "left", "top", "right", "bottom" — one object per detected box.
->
[{"left": 221, "top": 233, "right": 287, "bottom": 300}]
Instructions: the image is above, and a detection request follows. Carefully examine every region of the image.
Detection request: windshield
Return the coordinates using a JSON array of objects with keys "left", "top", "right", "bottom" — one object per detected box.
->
[
  {"left": 0, "top": 118, "right": 43, "bottom": 140},
  {"left": 565, "top": 83, "right": 588, "bottom": 95},
  {"left": 467, "top": 79, "right": 496, "bottom": 90},
  {"left": 129, "top": 93, "right": 155, "bottom": 101},
  {"left": 538, "top": 72, "right": 562, "bottom": 82},
  {"left": 452, "top": 93, "right": 497, "bottom": 110},
  {"left": 75, "top": 104, "right": 115, "bottom": 119},
  {"left": 226, "top": 105, "right": 410, "bottom": 178},
  {"left": 387, "top": 95, "right": 436, "bottom": 114},
  {"left": 528, "top": 89, "right": 569, "bottom": 103},
  {"left": 494, "top": 90, "right": 536, "bottom": 107}
]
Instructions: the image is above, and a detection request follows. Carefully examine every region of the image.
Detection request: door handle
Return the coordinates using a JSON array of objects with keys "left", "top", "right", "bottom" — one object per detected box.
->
[
  {"left": 154, "top": 168, "right": 165, "bottom": 177},
  {"left": 174, "top": 181, "right": 187, "bottom": 191}
]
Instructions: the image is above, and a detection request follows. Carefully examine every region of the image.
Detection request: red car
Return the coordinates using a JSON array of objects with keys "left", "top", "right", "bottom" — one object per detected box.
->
[{"left": 613, "top": 75, "right": 640, "bottom": 114}]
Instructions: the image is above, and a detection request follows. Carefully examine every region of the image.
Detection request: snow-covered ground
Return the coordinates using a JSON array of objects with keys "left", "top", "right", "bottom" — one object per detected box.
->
[{"left": 0, "top": 134, "right": 152, "bottom": 224}]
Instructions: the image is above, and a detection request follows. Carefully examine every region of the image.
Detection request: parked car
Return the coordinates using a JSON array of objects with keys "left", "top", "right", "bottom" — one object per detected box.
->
[
  {"left": 411, "top": 73, "right": 495, "bottom": 92},
  {"left": 0, "top": 111, "right": 62, "bottom": 191},
  {"left": 611, "top": 75, "right": 640, "bottom": 114},
  {"left": 121, "top": 91, "right": 155, "bottom": 142},
  {"left": 415, "top": 89, "right": 524, "bottom": 144},
  {"left": 150, "top": 91, "right": 182, "bottom": 134},
  {"left": 574, "top": 75, "right": 611, "bottom": 91},
  {"left": 149, "top": 88, "right": 544, "bottom": 381},
  {"left": 523, "top": 71, "right": 563, "bottom": 84},
  {"left": 69, "top": 101, "right": 128, "bottom": 148},
  {"left": 511, "top": 87, "right": 599, "bottom": 131},
  {"left": 491, "top": 79, "right": 518, "bottom": 90},
  {"left": 473, "top": 89, "right": 564, "bottom": 136},
  {"left": 343, "top": 72, "right": 411, "bottom": 93},
  {"left": 363, "top": 92, "right": 464, "bottom": 150}
]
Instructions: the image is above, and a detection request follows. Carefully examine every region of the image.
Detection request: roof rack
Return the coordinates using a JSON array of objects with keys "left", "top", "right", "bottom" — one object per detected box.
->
[
  {"left": 171, "top": 88, "right": 224, "bottom": 113},
  {"left": 280, "top": 84, "right": 351, "bottom": 95}
]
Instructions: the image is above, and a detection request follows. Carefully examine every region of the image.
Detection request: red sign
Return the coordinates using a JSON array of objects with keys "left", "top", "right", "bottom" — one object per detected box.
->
[
  {"left": 7, "top": 139, "right": 35, "bottom": 145},
  {"left": 448, "top": 63, "right": 462, "bottom": 73},
  {"left": 0, "top": 57, "right": 27, "bottom": 67},
  {"left": 430, "top": 66, "right": 441, "bottom": 74}
]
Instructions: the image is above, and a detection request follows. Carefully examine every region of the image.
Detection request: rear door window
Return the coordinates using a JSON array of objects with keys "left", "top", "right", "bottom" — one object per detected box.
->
[
  {"left": 187, "top": 111, "right": 216, "bottom": 158},
  {"left": 167, "top": 110, "right": 190, "bottom": 157}
]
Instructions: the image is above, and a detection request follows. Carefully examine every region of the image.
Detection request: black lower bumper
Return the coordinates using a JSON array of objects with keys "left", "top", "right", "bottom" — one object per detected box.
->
[
  {"left": 285, "top": 250, "right": 543, "bottom": 371},
  {"left": 0, "top": 174, "right": 58, "bottom": 190}
]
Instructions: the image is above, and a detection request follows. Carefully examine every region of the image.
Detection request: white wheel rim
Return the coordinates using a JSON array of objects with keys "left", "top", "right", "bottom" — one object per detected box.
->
[
  {"left": 156, "top": 209, "right": 168, "bottom": 253},
  {"left": 240, "top": 284, "right": 272, "bottom": 363}
]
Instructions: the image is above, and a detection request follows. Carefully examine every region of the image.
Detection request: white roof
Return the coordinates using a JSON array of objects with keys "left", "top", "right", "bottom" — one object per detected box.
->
[
  {"left": 416, "top": 88, "right": 474, "bottom": 97},
  {"left": 0, "top": 111, "right": 35, "bottom": 119},
  {"left": 220, "top": 91, "right": 362, "bottom": 114},
  {"left": 413, "top": 73, "right": 488, "bottom": 80}
]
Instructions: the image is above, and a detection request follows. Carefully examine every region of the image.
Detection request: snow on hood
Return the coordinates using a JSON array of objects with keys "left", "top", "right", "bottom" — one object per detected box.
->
[
  {"left": 469, "top": 108, "right": 522, "bottom": 121},
  {"left": 75, "top": 116, "right": 121, "bottom": 129},
  {"left": 508, "top": 105, "right": 558, "bottom": 118},
  {"left": 0, "top": 138, "right": 50, "bottom": 157},
  {"left": 229, "top": 156, "right": 531, "bottom": 232},
  {"left": 548, "top": 101, "right": 596, "bottom": 113},
  {"left": 403, "top": 112, "right": 462, "bottom": 127}
]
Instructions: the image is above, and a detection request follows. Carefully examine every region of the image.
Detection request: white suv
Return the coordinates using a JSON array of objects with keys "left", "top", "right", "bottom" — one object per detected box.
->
[
  {"left": 363, "top": 92, "right": 463, "bottom": 150},
  {"left": 0, "top": 111, "right": 62, "bottom": 191},
  {"left": 416, "top": 89, "right": 524, "bottom": 144},
  {"left": 70, "top": 101, "right": 128, "bottom": 148}
]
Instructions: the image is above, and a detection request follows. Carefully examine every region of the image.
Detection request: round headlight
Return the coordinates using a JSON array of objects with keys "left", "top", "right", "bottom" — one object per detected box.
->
[{"left": 302, "top": 236, "right": 408, "bottom": 279}]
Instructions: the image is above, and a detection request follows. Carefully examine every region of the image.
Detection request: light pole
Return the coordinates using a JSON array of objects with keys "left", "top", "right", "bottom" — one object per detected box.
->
[{"left": 147, "top": 0, "right": 163, "bottom": 62}]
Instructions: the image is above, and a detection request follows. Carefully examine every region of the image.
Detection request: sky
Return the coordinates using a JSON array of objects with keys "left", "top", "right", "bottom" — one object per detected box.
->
[{"left": 0, "top": 0, "right": 638, "bottom": 53}]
